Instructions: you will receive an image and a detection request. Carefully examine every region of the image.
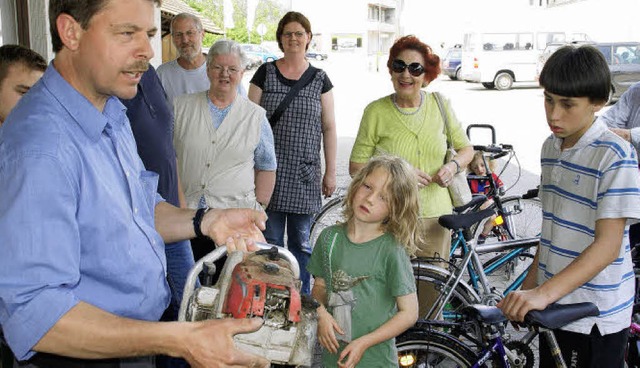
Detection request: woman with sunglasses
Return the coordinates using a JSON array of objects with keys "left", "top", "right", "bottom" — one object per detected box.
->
[
  {"left": 349, "top": 35, "right": 473, "bottom": 318},
  {"left": 248, "top": 11, "right": 337, "bottom": 296}
]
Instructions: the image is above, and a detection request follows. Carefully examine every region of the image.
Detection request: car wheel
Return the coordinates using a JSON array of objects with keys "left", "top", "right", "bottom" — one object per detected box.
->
[
  {"left": 482, "top": 82, "right": 495, "bottom": 89},
  {"left": 266, "top": 57, "right": 275, "bottom": 62},
  {"left": 315, "top": 55, "right": 323, "bottom": 61},
  {"left": 495, "top": 72, "right": 514, "bottom": 90},
  {"left": 454, "top": 67, "right": 461, "bottom": 80}
]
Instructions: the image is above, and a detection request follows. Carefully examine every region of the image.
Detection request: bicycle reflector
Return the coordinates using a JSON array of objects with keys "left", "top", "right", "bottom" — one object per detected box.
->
[
  {"left": 398, "top": 352, "right": 416, "bottom": 367},
  {"left": 493, "top": 215, "right": 504, "bottom": 226}
]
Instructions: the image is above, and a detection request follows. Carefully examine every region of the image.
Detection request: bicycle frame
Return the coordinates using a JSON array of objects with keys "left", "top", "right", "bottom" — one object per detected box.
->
[
  {"left": 426, "top": 223, "right": 538, "bottom": 320},
  {"left": 472, "top": 337, "right": 510, "bottom": 368},
  {"left": 450, "top": 226, "right": 536, "bottom": 296}
]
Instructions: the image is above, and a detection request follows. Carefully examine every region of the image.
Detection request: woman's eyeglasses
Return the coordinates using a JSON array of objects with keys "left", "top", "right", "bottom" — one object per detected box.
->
[
  {"left": 391, "top": 59, "right": 425, "bottom": 77},
  {"left": 210, "top": 64, "right": 241, "bottom": 75},
  {"left": 283, "top": 31, "right": 306, "bottom": 39}
]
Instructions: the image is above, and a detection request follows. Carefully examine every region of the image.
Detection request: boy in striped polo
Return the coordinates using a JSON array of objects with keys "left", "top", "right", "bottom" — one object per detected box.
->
[{"left": 498, "top": 45, "right": 640, "bottom": 367}]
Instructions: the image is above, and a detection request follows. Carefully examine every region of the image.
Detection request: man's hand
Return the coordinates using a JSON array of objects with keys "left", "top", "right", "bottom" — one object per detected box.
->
[
  {"left": 201, "top": 208, "right": 267, "bottom": 245},
  {"left": 179, "top": 318, "right": 270, "bottom": 368},
  {"left": 610, "top": 127, "right": 632, "bottom": 142}
]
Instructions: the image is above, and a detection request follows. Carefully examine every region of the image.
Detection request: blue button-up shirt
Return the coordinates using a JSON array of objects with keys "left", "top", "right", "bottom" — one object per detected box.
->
[
  {"left": 0, "top": 64, "right": 170, "bottom": 360},
  {"left": 597, "top": 81, "right": 640, "bottom": 154}
]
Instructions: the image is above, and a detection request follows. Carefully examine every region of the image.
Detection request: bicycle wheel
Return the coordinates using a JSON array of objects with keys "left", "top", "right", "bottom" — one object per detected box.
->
[
  {"left": 413, "top": 261, "right": 480, "bottom": 320},
  {"left": 309, "top": 196, "right": 345, "bottom": 250},
  {"left": 397, "top": 328, "right": 477, "bottom": 367},
  {"left": 473, "top": 196, "right": 542, "bottom": 243},
  {"left": 501, "top": 197, "right": 542, "bottom": 240},
  {"left": 482, "top": 251, "right": 535, "bottom": 289}
]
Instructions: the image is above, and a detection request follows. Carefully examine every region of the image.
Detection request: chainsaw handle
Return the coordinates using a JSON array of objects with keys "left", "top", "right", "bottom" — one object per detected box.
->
[
  {"left": 253, "top": 242, "right": 301, "bottom": 277},
  {"left": 179, "top": 243, "right": 301, "bottom": 321}
]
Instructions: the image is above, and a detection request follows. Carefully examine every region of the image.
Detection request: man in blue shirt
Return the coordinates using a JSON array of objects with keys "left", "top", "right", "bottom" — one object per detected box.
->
[
  {"left": 597, "top": 81, "right": 640, "bottom": 154},
  {"left": 597, "top": 81, "right": 640, "bottom": 252},
  {"left": 0, "top": 1, "right": 269, "bottom": 367},
  {"left": 120, "top": 65, "right": 193, "bottom": 368}
]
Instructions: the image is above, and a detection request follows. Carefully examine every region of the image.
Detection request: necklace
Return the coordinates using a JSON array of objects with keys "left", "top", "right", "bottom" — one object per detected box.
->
[{"left": 392, "top": 91, "right": 424, "bottom": 116}]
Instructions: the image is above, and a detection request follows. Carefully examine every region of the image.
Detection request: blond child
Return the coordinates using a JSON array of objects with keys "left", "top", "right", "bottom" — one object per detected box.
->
[
  {"left": 307, "top": 155, "right": 419, "bottom": 367},
  {"left": 468, "top": 151, "right": 505, "bottom": 243}
]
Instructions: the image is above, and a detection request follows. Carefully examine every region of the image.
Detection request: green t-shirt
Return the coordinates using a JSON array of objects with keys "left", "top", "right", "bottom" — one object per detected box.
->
[
  {"left": 307, "top": 224, "right": 416, "bottom": 368},
  {"left": 350, "top": 91, "right": 471, "bottom": 217}
]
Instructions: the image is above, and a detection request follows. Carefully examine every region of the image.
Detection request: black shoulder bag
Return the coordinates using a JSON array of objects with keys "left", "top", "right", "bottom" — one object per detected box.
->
[{"left": 268, "top": 65, "right": 318, "bottom": 127}]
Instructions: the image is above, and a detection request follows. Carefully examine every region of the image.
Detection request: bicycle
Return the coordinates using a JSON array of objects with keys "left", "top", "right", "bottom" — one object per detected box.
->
[
  {"left": 414, "top": 205, "right": 540, "bottom": 321},
  {"left": 628, "top": 312, "right": 640, "bottom": 367},
  {"left": 625, "top": 264, "right": 640, "bottom": 367},
  {"left": 397, "top": 302, "right": 600, "bottom": 368}
]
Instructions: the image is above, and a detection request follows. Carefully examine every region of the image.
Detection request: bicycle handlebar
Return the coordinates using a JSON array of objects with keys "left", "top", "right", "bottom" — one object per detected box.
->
[{"left": 473, "top": 144, "right": 508, "bottom": 153}]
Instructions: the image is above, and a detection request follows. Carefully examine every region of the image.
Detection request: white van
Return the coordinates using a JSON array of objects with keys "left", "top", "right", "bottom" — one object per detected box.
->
[{"left": 460, "top": 31, "right": 590, "bottom": 90}]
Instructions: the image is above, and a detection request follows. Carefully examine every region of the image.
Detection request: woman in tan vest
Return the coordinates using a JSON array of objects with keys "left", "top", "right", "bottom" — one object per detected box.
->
[{"left": 173, "top": 39, "right": 277, "bottom": 261}]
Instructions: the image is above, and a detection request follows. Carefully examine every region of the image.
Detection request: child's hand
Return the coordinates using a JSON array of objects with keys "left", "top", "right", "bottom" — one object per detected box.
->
[
  {"left": 317, "top": 309, "right": 344, "bottom": 354},
  {"left": 337, "top": 337, "right": 369, "bottom": 368}
]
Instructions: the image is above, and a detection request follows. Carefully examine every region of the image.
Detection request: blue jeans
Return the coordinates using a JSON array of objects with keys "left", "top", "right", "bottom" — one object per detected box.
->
[
  {"left": 164, "top": 240, "right": 196, "bottom": 317},
  {"left": 156, "top": 240, "right": 194, "bottom": 368},
  {"left": 263, "top": 211, "right": 313, "bottom": 295}
]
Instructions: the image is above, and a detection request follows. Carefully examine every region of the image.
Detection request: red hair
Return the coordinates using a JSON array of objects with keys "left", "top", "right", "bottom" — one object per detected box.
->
[{"left": 387, "top": 35, "right": 440, "bottom": 83}]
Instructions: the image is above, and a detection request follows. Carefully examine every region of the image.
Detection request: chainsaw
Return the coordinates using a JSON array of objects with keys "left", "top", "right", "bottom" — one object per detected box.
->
[{"left": 179, "top": 243, "right": 317, "bottom": 366}]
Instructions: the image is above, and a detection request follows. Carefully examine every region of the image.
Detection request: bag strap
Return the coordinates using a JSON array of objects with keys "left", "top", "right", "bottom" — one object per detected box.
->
[
  {"left": 322, "top": 228, "right": 339, "bottom": 294},
  {"left": 433, "top": 92, "right": 455, "bottom": 167},
  {"left": 433, "top": 91, "right": 451, "bottom": 149},
  {"left": 268, "top": 64, "right": 318, "bottom": 127}
]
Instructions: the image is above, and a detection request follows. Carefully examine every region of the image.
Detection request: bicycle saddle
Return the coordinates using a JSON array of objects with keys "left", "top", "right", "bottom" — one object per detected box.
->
[
  {"left": 462, "top": 304, "right": 508, "bottom": 324},
  {"left": 439, "top": 208, "right": 495, "bottom": 231},
  {"left": 525, "top": 302, "right": 599, "bottom": 329}
]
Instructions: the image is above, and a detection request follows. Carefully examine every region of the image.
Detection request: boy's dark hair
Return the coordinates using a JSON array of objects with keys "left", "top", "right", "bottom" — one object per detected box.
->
[
  {"left": 0, "top": 45, "right": 47, "bottom": 86},
  {"left": 539, "top": 45, "right": 611, "bottom": 104},
  {"left": 49, "top": 0, "right": 162, "bottom": 53}
]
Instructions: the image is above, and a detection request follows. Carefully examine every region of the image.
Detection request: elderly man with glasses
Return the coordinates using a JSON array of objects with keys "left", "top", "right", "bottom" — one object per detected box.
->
[{"left": 157, "top": 13, "right": 245, "bottom": 106}]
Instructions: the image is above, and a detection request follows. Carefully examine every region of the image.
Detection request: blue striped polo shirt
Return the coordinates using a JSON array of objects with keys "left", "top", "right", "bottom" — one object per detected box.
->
[{"left": 539, "top": 119, "right": 640, "bottom": 335}]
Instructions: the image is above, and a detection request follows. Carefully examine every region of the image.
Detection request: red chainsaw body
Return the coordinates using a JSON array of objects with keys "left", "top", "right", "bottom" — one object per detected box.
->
[{"left": 222, "top": 254, "right": 302, "bottom": 323}]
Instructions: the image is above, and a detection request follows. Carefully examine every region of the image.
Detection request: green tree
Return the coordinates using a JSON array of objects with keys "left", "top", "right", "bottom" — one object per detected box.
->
[{"left": 186, "top": 0, "right": 284, "bottom": 46}]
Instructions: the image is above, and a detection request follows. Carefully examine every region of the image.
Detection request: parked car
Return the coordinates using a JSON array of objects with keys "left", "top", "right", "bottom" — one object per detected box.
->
[
  {"left": 535, "top": 40, "right": 595, "bottom": 80},
  {"left": 306, "top": 49, "right": 328, "bottom": 61},
  {"left": 595, "top": 42, "right": 640, "bottom": 101},
  {"left": 244, "top": 53, "right": 263, "bottom": 70},
  {"left": 260, "top": 41, "right": 284, "bottom": 59},
  {"left": 441, "top": 47, "right": 462, "bottom": 80},
  {"left": 240, "top": 43, "right": 279, "bottom": 63}
]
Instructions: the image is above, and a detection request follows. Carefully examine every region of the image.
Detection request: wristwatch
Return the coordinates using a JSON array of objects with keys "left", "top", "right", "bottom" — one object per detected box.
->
[{"left": 193, "top": 206, "right": 210, "bottom": 238}]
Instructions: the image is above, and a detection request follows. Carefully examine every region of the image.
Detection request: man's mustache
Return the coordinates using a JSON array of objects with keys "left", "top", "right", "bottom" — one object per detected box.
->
[{"left": 126, "top": 61, "right": 150, "bottom": 73}]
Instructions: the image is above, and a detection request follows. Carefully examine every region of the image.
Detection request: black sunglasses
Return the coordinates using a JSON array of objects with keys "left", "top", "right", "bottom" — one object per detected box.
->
[{"left": 391, "top": 59, "right": 425, "bottom": 76}]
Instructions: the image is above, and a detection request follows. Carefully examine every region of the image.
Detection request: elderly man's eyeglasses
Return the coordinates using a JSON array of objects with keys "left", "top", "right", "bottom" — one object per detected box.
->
[
  {"left": 391, "top": 59, "right": 425, "bottom": 77},
  {"left": 283, "top": 31, "right": 306, "bottom": 39},
  {"left": 210, "top": 65, "right": 241, "bottom": 75}
]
